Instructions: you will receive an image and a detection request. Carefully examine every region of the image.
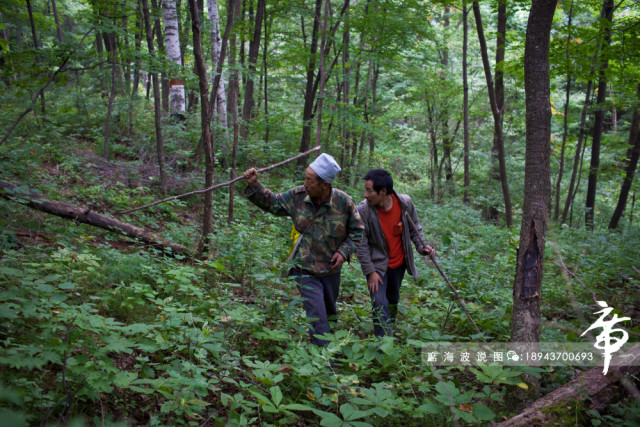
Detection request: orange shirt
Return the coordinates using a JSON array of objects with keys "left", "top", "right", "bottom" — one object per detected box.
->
[{"left": 377, "top": 194, "right": 405, "bottom": 268}]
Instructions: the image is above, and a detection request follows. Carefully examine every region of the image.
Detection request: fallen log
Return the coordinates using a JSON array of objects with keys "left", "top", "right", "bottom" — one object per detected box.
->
[
  {"left": 0, "top": 180, "right": 190, "bottom": 256},
  {"left": 499, "top": 363, "right": 640, "bottom": 426}
]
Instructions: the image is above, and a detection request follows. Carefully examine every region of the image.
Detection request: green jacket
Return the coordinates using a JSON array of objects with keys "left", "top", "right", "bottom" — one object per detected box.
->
[
  {"left": 244, "top": 182, "right": 365, "bottom": 276},
  {"left": 356, "top": 193, "right": 426, "bottom": 281}
]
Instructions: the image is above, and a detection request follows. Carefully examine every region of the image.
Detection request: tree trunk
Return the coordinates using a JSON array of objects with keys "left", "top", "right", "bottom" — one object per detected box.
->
[
  {"left": 51, "top": 0, "right": 63, "bottom": 42},
  {"left": 0, "top": 180, "right": 189, "bottom": 255},
  {"left": 562, "top": 79, "right": 593, "bottom": 224},
  {"left": 463, "top": 0, "right": 470, "bottom": 204},
  {"left": 227, "top": 0, "right": 241, "bottom": 225},
  {"left": 553, "top": 5, "right": 573, "bottom": 222},
  {"left": 163, "top": 0, "right": 186, "bottom": 116},
  {"left": 585, "top": 0, "right": 614, "bottom": 229},
  {"left": 104, "top": 36, "right": 118, "bottom": 160},
  {"left": 208, "top": 0, "right": 230, "bottom": 134},
  {"left": 609, "top": 85, "right": 640, "bottom": 229},
  {"left": 26, "top": 0, "right": 46, "bottom": 118},
  {"left": 441, "top": 6, "right": 453, "bottom": 187},
  {"left": 510, "top": 0, "right": 555, "bottom": 399},
  {"left": 473, "top": 1, "right": 512, "bottom": 227},
  {"left": 296, "top": 0, "right": 323, "bottom": 172},
  {"left": 150, "top": 0, "right": 170, "bottom": 113},
  {"left": 240, "top": 0, "right": 265, "bottom": 141},
  {"left": 128, "top": 0, "right": 144, "bottom": 137},
  {"left": 187, "top": 0, "right": 215, "bottom": 253},
  {"left": 142, "top": 0, "right": 168, "bottom": 193},
  {"left": 263, "top": 11, "right": 270, "bottom": 144},
  {"left": 339, "top": 15, "right": 351, "bottom": 182},
  {"left": 314, "top": 0, "right": 330, "bottom": 151}
]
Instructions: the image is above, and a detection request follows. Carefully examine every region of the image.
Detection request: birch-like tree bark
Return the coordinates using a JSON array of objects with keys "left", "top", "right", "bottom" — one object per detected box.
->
[
  {"left": 163, "top": 0, "right": 186, "bottom": 115},
  {"left": 207, "top": 0, "right": 229, "bottom": 131}
]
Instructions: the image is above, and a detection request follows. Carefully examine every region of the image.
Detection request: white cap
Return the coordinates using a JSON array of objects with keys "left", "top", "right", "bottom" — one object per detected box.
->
[{"left": 309, "top": 153, "right": 341, "bottom": 183}]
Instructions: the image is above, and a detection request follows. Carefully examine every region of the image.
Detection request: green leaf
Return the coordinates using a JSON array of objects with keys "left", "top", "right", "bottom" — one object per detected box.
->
[
  {"left": 418, "top": 402, "right": 442, "bottom": 415},
  {"left": 270, "top": 385, "right": 283, "bottom": 407},
  {"left": 453, "top": 407, "right": 477, "bottom": 423},
  {"left": 58, "top": 282, "right": 76, "bottom": 290},
  {"left": 472, "top": 403, "right": 496, "bottom": 421},
  {"left": 187, "top": 398, "right": 210, "bottom": 407},
  {"left": 282, "top": 403, "right": 315, "bottom": 411},
  {"left": 0, "top": 303, "right": 18, "bottom": 319}
]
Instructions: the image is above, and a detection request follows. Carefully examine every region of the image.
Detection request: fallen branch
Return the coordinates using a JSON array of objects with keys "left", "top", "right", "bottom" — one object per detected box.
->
[
  {"left": 403, "top": 212, "right": 482, "bottom": 335},
  {"left": 0, "top": 180, "right": 190, "bottom": 256},
  {"left": 499, "top": 362, "right": 640, "bottom": 426},
  {"left": 119, "top": 146, "right": 321, "bottom": 214}
]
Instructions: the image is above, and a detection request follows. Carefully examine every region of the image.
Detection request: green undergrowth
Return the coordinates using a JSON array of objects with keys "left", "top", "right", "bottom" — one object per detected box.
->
[{"left": 1, "top": 138, "right": 639, "bottom": 425}]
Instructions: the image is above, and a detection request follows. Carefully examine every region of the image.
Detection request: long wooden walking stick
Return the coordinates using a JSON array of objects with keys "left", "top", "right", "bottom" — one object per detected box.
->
[
  {"left": 119, "top": 146, "right": 321, "bottom": 214},
  {"left": 404, "top": 211, "right": 482, "bottom": 335}
]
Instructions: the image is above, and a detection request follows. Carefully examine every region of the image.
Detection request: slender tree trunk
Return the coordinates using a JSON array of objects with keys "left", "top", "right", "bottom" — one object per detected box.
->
[
  {"left": 208, "top": 0, "right": 229, "bottom": 133},
  {"left": 511, "top": 0, "right": 556, "bottom": 402},
  {"left": 296, "top": 0, "right": 323, "bottom": 171},
  {"left": 26, "top": 0, "right": 46, "bottom": 118},
  {"left": 473, "top": 0, "right": 512, "bottom": 227},
  {"left": 553, "top": 4, "right": 573, "bottom": 222},
  {"left": 562, "top": 80, "right": 593, "bottom": 224},
  {"left": 129, "top": 0, "right": 144, "bottom": 136},
  {"left": 227, "top": 0, "right": 241, "bottom": 224},
  {"left": 240, "top": 0, "right": 265, "bottom": 141},
  {"left": 104, "top": 36, "right": 118, "bottom": 160},
  {"left": 163, "top": 0, "right": 186, "bottom": 116},
  {"left": 142, "top": 0, "right": 168, "bottom": 193},
  {"left": 339, "top": 16, "right": 351, "bottom": 182},
  {"left": 585, "top": 0, "right": 614, "bottom": 229},
  {"left": 314, "top": 0, "right": 330, "bottom": 151},
  {"left": 187, "top": 0, "right": 215, "bottom": 252},
  {"left": 263, "top": 11, "right": 270, "bottom": 144},
  {"left": 463, "top": 0, "right": 470, "bottom": 204},
  {"left": 368, "top": 63, "right": 379, "bottom": 154},
  {"left": 609, "top": 85, "right": 640, "bottom": 229},
  {"left": 150, "top": 0, "right": 169, "bottom": 113},
  {"left": 441, "top": 6, "right": 453, "bottom": 186},
  {"left": 51, "top": 0, "right": 63, "bottom": 42}
]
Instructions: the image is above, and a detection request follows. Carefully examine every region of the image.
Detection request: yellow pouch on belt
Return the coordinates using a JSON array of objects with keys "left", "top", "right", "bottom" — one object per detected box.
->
[{"left": 288, "top": 225, "right": 301, "bottom": 257}]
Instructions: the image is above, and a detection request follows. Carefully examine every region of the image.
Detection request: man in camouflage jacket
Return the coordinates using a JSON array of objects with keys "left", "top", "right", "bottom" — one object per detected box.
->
[{"left": 243, "top": 153, "right": 364, "bottom": 346}]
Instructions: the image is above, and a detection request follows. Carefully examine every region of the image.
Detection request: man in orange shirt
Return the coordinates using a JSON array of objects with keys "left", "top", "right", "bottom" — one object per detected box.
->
[{"left": 356, "top": 169, "right": 435, "bottom": 337}]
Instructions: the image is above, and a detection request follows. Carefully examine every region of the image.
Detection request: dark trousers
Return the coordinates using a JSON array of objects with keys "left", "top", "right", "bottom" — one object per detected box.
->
[
  {"left": 294, "top": 271, "right": 341, "bottom": 346},
  {"left": 370, "top": 264, "right": 406, "bottom": 337}
]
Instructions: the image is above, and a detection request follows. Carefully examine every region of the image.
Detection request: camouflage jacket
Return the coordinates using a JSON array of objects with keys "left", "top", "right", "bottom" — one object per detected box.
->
[{"left": 244, "top": 182, "right": 364, "bottom": 277}]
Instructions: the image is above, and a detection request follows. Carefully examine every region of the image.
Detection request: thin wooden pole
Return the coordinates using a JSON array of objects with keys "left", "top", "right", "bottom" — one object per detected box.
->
[
  {"left": 403, "top": 211, "right": 482, "bottom": 335},
  {"left": 119, "top": 146, "right": 321, "bottom": 214}
]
